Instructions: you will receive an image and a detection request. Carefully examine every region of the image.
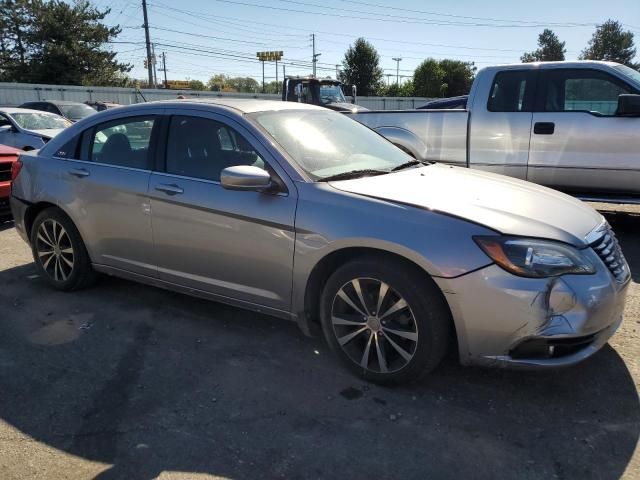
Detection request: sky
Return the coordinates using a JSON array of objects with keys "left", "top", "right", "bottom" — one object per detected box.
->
[{"left": 96, "top": 0, "right": 640, "bottom": 86}]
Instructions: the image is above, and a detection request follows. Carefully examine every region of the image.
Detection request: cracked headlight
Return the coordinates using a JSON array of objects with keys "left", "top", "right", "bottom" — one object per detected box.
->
[{"left": 474, "top": 236, "right": 595, "bottom": 278}]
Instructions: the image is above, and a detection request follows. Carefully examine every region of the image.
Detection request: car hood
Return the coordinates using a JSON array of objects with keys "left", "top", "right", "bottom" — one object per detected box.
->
[
  {"left": 329, "top": 164, "right": 603, "bottom": 246},
  {"left": 22, "top": 128, "right": 64, "bottom": 139}
]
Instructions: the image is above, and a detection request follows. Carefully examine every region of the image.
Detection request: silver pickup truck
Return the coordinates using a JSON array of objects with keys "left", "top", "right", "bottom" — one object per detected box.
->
[{"left": 349, "top": 61, "right": 640, "bottom": 203}]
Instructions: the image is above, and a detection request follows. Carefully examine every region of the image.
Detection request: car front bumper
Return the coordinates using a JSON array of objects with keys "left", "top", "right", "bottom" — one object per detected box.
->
[{"left": 434, "top": 251, "right": 630, "bottom": 369}]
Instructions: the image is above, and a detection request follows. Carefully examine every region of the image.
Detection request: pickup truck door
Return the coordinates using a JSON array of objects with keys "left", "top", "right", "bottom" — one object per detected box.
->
[
  {"left": 468, "top": 69, "right": 536, "bottom": 179},
  {"left": 527, "top": 68, "right": 640, "bottom": 195}
]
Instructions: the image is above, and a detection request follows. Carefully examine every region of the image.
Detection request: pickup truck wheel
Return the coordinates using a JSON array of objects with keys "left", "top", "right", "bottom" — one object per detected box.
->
[
  {"left": 320, "top": 258, "right": 451, "bottom": 384},
  {"left": 30, "top": 208, "right": 96, "bottom": 291}
]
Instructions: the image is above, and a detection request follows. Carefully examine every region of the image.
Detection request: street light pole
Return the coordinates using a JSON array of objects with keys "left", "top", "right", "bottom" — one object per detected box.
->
[{"left": 392, "top": 57, "right": 402, "bottom": 86}]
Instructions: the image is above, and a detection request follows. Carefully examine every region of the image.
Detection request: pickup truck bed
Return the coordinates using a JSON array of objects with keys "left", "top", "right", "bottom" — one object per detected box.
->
[{"left": 348, "top": 61, "right": 640, "bottom": 203}]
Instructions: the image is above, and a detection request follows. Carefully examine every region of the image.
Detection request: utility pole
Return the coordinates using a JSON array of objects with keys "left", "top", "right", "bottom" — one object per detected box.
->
[
  {"left": 151, "top": 43, "right": 158, "bottom": 88},
  {"left": 160, "top": 52, "right": 167, "bottom": 87},
  {"left": 392, "top": 57, "right": 402, "bottom": 86},
  {"left": 275, "top": 58, "right": 278, "bottom": 86},
  {"left": 311, "top": 34, "right": 321, "bottom": 77},
  {"left": 283, "top": 63, "right": 286, "bottom": 80},
  {"left": 335, "top": 64, "right": 339, "bottom": 80},
  {"left": 261, "top": 60, "right": 265, "bottom": 93},
  {"left": 142, "top": 0, "right": 153, "bottom": 87}
]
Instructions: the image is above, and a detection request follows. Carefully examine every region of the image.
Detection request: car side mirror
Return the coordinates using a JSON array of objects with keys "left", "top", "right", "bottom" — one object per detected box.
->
[
  {"left": 220, "top": 165, "right": 272, "bottom": 191},
  {"left": 617, "top": 94, "right": 640, "bottom": 116}
]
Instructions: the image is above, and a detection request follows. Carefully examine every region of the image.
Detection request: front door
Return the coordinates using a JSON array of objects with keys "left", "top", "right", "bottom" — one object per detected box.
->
[
  {"left": 528, "top": 68, "right": 640, "bottom": 195},
  {"left": 58, "top": 113, "right": 160, "bottom": 277},
  {"left": 148, "top": 111, "right": 297, "bottom": 313}
]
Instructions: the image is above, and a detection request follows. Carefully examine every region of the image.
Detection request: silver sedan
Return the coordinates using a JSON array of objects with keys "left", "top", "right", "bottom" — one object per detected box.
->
[
  {"left": 0, "top": 108, "right": 70, "bottom": 150},
  {"left": 10, "top": 99, "right": 630, "bottom": 384}
]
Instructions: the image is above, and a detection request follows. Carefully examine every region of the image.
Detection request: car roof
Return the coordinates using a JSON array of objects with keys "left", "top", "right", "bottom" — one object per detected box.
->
[
  {"left": 1, "top": 107, "right": 58, "bottom": 115},
  {"left": 152, "top": 97, "right": 326, "bottom": 114},
  {"left": 481, "top": 60, "right": 621, "bottom": 71}
]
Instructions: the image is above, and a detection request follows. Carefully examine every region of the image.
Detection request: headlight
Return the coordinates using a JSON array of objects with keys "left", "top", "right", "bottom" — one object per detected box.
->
[{"left": 474, "top": 236, "right": 595, "bottom": 278}]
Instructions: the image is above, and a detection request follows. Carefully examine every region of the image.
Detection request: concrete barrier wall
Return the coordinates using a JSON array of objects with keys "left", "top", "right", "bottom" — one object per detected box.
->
[{"left": 0, "top": 82, "right": 434, "bottom": 110}]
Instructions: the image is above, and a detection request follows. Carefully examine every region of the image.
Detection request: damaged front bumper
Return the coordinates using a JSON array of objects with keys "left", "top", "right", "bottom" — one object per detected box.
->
[{"left": 435, "top": 248, "right": 630, "bottom": 368}]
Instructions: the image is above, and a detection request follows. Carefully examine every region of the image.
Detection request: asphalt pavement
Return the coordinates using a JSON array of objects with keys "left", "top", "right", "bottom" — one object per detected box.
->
[{"left": 0, "top": 204, "right": 638, "bottom": 480}]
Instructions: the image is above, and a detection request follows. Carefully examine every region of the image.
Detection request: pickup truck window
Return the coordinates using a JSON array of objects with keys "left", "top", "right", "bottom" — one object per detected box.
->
[
  {"left": 487, "top": 71, "right": 534, "bottom": 112},
  {"left": 540, "top": 69, "right": 631, "bottom": 116}
]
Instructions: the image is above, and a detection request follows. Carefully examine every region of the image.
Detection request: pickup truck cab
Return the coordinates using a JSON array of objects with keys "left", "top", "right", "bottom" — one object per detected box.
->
[{"left": 350, "top": 61, "right": 640, "bottom": 203}]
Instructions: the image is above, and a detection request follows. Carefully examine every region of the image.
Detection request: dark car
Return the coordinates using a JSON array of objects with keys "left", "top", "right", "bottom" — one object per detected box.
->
[
  {"left": 417, "top": 95, "right": 468, "bottom": 110},
  {"left": 19, "top": 100, "right": 97, "bottom": 122}
]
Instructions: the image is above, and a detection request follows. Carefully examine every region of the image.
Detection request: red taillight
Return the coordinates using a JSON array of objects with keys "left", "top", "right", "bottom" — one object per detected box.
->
[{"left": 11, "top": 159, "right": 23, "bottom": 182}]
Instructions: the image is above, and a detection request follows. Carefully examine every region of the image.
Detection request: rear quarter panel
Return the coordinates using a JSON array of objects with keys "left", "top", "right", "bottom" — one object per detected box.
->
[{"left": 347, "top": 110, "right": 468, "bottom": 166}]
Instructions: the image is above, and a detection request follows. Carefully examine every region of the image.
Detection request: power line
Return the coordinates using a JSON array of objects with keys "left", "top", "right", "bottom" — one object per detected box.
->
[
  {"left": 178, "top": 0, "right": 597, "bottom": 28},
  {"left": 148, "top": 3, "right": 544, "bottom": 53}
]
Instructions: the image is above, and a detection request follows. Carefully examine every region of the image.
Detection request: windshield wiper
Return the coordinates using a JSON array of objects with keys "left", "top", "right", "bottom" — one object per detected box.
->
[
  {"left": 320, "top": 169, "right": 389, "bottom": 182},
  {"left": 390, "top": 159, "right": 429, "bottom": 172}
]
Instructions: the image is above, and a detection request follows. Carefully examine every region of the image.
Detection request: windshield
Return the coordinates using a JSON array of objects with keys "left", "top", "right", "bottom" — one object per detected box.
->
[
  {"left": 10, "top": 112, "right": 71, "bottom": 130},
  {"left": 59, "top": 103, "right": 97, "bottom": 121},
  {"left": 319, "top": 85, "right": 347, "bottom": 104},
  {"left": 250, "top": 110, "right": 413, "bottom": 180},
  {"left": 612, "top": 64, "right": 640, "bottom": 89}
]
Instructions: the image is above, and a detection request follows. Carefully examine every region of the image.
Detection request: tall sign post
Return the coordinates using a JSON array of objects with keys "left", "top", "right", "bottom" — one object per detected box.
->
[{"left": 256, "top": 51, "right": 284, "bottom": 93}]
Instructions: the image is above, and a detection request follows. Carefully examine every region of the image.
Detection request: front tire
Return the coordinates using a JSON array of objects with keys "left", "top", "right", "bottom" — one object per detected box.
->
[
  {"left": 320, "top": 257, "right": 451, "bottom": 384},
  {"left": 30, "top": 208, "right": 96, "bottom": 291}
]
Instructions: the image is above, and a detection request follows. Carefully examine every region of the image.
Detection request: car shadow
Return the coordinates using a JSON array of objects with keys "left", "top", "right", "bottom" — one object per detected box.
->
[
  {"left": 0, "top": 261, "right": 638, "bottom": 480},
  {"left": 0, "top": 219, "right": 14, "bottom": 232}
]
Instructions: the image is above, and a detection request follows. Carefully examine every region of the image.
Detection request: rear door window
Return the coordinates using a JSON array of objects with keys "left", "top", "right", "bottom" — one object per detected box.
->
[
  {"left": 487, "top": 71, "right": 535, "bottom": 112},
  {"left": 87, "top": 116, "right": 156, "bottom": 169}
]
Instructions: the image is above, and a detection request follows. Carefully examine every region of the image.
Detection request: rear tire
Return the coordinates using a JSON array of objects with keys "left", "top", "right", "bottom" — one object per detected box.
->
[
  {"left": 320, "top": 257, "right": 451, "bottom": 385},
  {"left": 30, "top": 208, "right": 96, "bottom": 291}
]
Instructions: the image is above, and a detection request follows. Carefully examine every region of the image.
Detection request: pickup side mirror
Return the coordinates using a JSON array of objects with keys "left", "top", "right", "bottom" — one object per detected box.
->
[
  {"left": 351, "top": 85, "right": 357, "bottom": 104},
  {"left": 220, "top": 165, "right": 272, "bottom": 191},
  {"left": 617, "top": 94, "right": 640, "bottom": 116}
]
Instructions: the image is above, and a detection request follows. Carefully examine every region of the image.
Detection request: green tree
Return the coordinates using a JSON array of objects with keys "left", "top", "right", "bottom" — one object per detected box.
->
[
  {"left": 413, "top": 58, "right": 445, "bottom": 97},
  {"left": 521, "top": 29, "right": 566, "bottom": 62},
  {"left": 263, "top": 80, "right": 280, "bottom": 94},
  {"left": 189, "top": 79, "right": 205, "bottom": 90},
  {"left": 207, "top": 74, "right": 230, "bottom": 91},
  {"left": 439, "top": 59, "right": 475, "bottom": 96},
  {"left": 341, "top": 38, "right": 384, "bottom": 96},
  {"left": 580, "top": 20, "right": 637, "bottom": 67},
  {"left": 0, "top": 0, "right": 131, "bottom": 85},
  {"left": 380, "top": 80, "right": 414, "bottom": 97}
]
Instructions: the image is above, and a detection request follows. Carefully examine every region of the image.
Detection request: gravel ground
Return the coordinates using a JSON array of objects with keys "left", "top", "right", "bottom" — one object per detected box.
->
[{"left": 0, "top": 203, "right": 638, "bottom": 480}]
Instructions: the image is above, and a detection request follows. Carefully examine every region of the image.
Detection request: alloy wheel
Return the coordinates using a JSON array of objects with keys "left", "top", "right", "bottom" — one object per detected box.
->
[
  {"left": 331, "top": 277, "right": 418, "bottom": 374},
  {"left": 35, "top": 219, "right": 74, "bottom": 282}
]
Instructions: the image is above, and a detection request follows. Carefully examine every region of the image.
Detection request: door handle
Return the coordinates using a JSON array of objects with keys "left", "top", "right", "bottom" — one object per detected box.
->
[
  {"left": 68, "top": 168, "right": 90, "bottom": 178},
  {"left": 155, "top": 183, "right": 184, "bottom": 195},
  {"left": 534, "top": 122, "right": 555, "bottom": 135}
]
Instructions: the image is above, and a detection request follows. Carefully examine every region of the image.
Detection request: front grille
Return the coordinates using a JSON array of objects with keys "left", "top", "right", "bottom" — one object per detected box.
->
[
  {"left": 590, "top": 225, "right": 629, "bottom": 282},
  {"left": 0, "top": 162, "right": 11, "bottom": 182}
]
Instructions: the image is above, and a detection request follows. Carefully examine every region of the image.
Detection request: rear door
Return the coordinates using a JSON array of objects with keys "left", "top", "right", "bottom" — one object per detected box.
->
[
  {"left": 468, "top": 69, "right": 536, "bottom": 179},
  {"left": 528, "top": 68, "right": 640, "bottom": 194},
  {"left": 148, "top": 110, "right": 297, "bottom": 313},
  {"left": 57, "top": 111, "right": 162, "bottom": 277}
]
